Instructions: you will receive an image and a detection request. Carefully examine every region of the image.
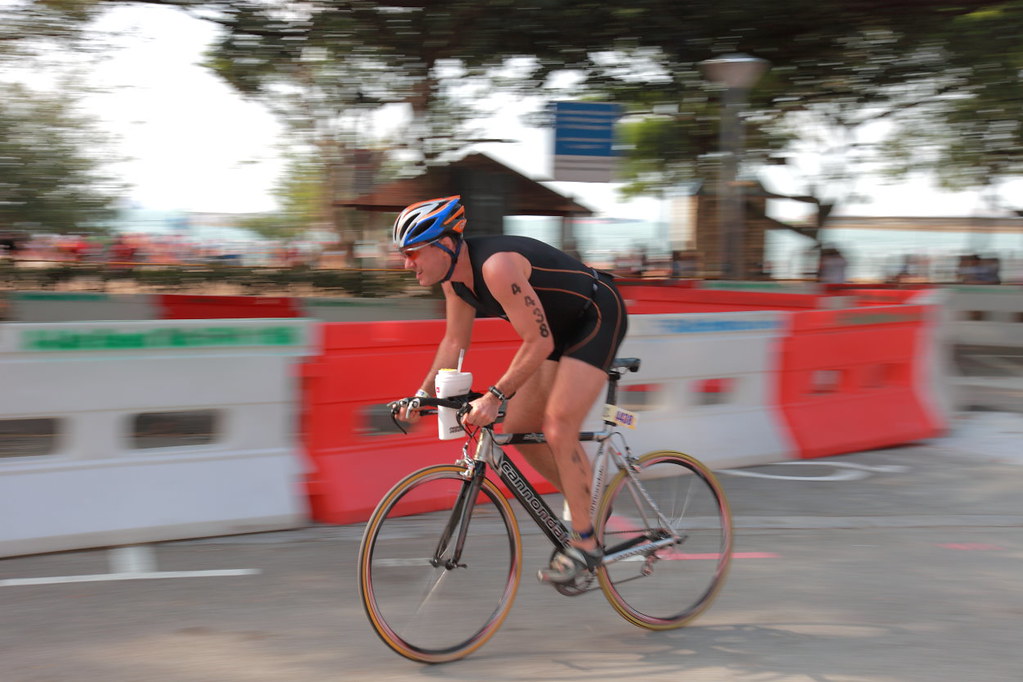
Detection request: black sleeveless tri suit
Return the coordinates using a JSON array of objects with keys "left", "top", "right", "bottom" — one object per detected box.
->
[{"left": 451, "top": 235, "right": 627, "bottom": 371}]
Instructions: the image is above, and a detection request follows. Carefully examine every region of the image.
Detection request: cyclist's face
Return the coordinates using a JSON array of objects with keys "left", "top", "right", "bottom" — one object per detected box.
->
[{"left": 401, "top": 240, "right": 445, "bottom": 285}]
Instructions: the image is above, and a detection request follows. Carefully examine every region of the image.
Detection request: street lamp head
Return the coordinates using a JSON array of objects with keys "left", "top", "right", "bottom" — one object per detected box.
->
[{"left": 699, "top": 53, "right": 770, "bottom": 90}]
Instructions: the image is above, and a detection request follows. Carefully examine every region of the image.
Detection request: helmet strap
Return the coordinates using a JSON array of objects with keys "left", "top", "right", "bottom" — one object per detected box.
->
[{"left": 432, "top": 237, "right": 462, "bottom": 283}]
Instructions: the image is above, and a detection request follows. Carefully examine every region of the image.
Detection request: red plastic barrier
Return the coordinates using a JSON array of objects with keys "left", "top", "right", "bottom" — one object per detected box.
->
[
  {"left": 617, "top": 283, "right": 831, "bottom": 315},
  {"left": 157, "top": 294, "right": 300, "bottom": 319},
  {"left": 300, "top": 318, "right": 557, "bottom": 524},
  {"left": 776, "top": 305, "right": 943, "bottom": 459},
  {"left": 823, "top": 285, "right": 932, "bottom": 307}
]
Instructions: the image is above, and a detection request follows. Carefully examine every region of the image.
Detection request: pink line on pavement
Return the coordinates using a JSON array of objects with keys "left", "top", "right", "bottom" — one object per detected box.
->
[
  {"left": 658, "top": 551, "right": 779, "bottom": 560},
  {"left": 604, "top": 516, "right": 778, "bottom": 560},
  {"left": 938, "top": 543, "right": 1004, "bottom": 551}
]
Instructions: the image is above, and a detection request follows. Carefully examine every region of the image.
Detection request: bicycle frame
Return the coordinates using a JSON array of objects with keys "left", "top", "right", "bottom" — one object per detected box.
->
[
  {"left": 408, "top": 356, "right": 683, "bottom": 572},
  {"left": 434, "top": 421, "right": 679, "bottom": 574},
  {"left": 481, "top": 428, "right": 613, "bottom": 549}
]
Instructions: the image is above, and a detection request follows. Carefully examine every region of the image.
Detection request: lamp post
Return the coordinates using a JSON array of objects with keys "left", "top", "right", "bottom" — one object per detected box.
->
[{"left": 699, "top": 54, "right": 769, "bottom": 280}]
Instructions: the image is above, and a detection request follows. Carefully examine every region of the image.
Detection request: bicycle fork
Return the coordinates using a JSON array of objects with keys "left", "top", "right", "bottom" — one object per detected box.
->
[{"left": 430, "top": 459, "right": 488, "bottom": 570}]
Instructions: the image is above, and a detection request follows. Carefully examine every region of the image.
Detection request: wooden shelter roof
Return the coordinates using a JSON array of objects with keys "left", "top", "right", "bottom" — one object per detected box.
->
[{"left": 336, "top": 153, "right": 593, "bottom": 217}]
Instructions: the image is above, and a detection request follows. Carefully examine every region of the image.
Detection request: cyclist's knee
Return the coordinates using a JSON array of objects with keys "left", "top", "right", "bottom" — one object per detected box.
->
[{"left": 541, "top": 412, "right": 575, "bottom": 446}]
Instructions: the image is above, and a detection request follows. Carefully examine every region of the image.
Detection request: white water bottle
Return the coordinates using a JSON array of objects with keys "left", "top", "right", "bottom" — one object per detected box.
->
[{"left": 434, "top": 369, "right": 473, "bottom": 440}]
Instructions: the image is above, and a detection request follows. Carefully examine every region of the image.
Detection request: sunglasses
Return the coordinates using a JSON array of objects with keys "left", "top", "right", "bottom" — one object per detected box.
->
[{"left": 398, "top": 242, "right": 435, "bottom": 261}]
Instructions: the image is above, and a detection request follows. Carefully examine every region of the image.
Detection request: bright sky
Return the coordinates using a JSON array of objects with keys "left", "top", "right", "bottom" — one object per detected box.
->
[
  {"left": 14, "top": 3, "right": 1019, "bottom": 220},
  {"left": 80, "top": 6, "right": 283, "bottom": 213}
]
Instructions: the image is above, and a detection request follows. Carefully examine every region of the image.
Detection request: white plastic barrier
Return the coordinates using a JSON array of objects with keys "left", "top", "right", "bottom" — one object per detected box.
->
[
  {"left": 946, "top": 285, "right": 1023, "bottom": 348},
  {"left": 609, "top": 312, "right": 796, "bottom": 470},
  {"left": 8, "top": 291, "right": 160, "bottom": 322},
  {"left": 906, "top": 288, "right": 956, "bottom": 423},
  {"left": 0, "top": 318, "right": 311, "bottom": 558},
  {"left": 940, "top": 285, "right": 1023, "bottom": 410}
]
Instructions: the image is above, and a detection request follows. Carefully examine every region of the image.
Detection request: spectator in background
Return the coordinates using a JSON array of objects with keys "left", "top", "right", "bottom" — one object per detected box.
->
[
  {"left": 979, "top": 257, "right": 1002, "bottom": 284},
  {"left": 818, "top": 245, "right": 848, "bottom": 284},
  {"left": 670, "top": 249, "right": 700, "bottom": 278},
  {"left": 958, "top": 254, "right": 985, "bottom": 283},
  {"left": 670, "top": 250, "right": 683, "bottom": 278}
]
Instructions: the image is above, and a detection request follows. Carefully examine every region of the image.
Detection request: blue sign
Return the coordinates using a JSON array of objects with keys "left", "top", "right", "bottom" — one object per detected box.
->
[
  {"left": 654, "top": 318, "right": 781, "bottom": 335},
  {"left": 553, "top": 102, "right": 621, "bottom": 182}
]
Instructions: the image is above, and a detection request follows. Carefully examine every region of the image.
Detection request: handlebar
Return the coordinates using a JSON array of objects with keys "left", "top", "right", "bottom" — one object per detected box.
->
[
  {"left": 388, "top": 391, "right": 504, "bottom": 435},
  {"left": 389, "top": 391, "right": 481, "bottom": 413}
]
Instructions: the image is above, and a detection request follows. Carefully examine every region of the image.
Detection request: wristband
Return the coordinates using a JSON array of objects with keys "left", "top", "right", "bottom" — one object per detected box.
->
[
  {"left": 487, "top": 385, "right": 509, "bottom": 402},
  {"left": 415, "top": 389, "right": 430, "bottom": 398}
]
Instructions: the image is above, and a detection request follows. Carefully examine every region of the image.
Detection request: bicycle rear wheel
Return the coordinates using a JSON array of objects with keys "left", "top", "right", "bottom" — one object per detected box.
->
[
  {"left": 595, "top": 450, "right": 732, "bottom": 629},
  {"left": 358, "top": 464, "right": 522, "bottom": 663}
]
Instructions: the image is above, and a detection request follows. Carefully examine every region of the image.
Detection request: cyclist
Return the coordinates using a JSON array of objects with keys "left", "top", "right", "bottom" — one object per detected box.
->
[{"left": 394, "top": 195, "right": 628, "bottom": 583}]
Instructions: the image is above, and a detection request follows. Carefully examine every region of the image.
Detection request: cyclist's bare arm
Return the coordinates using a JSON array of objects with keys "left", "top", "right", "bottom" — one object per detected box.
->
[
  {"left": 423, "top": 285, "right": 475, "bottom": 392},
  {"left": 466, "top": 252, "right": 554, "bottom": 426},
  {"left": 400, "top": 286, "right": 475, "bottom": 423}
]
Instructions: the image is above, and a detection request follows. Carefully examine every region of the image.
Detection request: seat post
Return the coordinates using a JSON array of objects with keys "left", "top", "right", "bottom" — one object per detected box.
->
[
  {"left": 604, "top": 357, "right": 639, "bottom": 414},
  {"left": 605, "top": 370, "right": 622, "bottom": 409}
]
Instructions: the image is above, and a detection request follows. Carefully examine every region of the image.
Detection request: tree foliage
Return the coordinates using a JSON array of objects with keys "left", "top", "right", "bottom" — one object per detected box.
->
[
  {"left": 14, "top": 0, "right": 1021, "bottom": 235},
  {"left": 0, "top": 82, "right": 121, "bottom": 233},
  {"left": 1, "top": 1, "right": 125, "bottom": 233},
  {"left": 547, "top": 0, "right": 1022, "bottom": 211},
  {"left": 165, "top": 1, "right": 1022, "bottom": 209},
  {"left": 882, "top": 3, "right": 1023, "bottom": 197},
  {"left": 237, "top": 153, "right": 330, "bottom": 240},
  {"left": 1, "top": 0, "right": 104, "bottom": 58}
]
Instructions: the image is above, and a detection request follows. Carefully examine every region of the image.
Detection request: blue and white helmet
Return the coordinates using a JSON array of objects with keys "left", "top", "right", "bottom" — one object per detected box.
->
[{"left": 392, "top": 195, "right": 466, "bottom": 250}]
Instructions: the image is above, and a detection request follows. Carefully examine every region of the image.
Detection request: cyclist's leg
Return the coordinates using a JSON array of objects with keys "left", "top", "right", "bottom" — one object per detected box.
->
[
  {"left": 501, "top": 359, "right": 562, "bottom": 489},
  {"left": 541, "top": 277, "right": 626, "bottom": 559},
  {"left": 543, "top": 356, "right": 608, "bottom": 552}
]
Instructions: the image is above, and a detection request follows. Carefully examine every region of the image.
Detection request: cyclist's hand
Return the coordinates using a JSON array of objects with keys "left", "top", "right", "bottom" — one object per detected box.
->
[
  {"left": 397, "top": 400, "right": 421, "bottom": 424},
  {"left": 465, "top": 392, "right": 500, "bottom": 427},
  {"left": 392, "top": 392, "right": 427, "bottom": 424}
]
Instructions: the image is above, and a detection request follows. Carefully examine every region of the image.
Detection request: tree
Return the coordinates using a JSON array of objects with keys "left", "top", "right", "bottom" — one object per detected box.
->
[
  {"left": 195, "top": 1, "right": 490, "bottom": 247},
  {"left": 553, "top": 1, "right": 1023, "bottom": 233},
  {"left": 31, "top": 0, "right": 1020, "bottom": 239},
  {"left": 237, "top": 153, "right": 330, "bottom": 240},
  {"left": 1, "top": 0, "right": 104, "bottom": 59},
  {"left": 882, "top": 2, "right": 1023, "bottom": 206},
  {"left": 171, "top": 2, "right": 1020, "bottom": 219},
  {"left": 1, "top": 1, "right": 125, "bottom": 233},
  {"left": 0, "top": 82, "right": 122, "bottom": 233}
]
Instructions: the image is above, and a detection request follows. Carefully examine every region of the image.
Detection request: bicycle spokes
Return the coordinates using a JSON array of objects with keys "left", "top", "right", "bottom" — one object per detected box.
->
[
  {"left": 595, "top": 451, "right": 733, "bottom": 630},
  {"left": 358, "top": 465, "right": 522, "bottom": 663}
]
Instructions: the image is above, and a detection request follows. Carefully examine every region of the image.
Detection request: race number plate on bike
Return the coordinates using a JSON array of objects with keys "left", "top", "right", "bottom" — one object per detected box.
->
[{"left": 603, "top": 404, "right": 639, "bottom": 429}]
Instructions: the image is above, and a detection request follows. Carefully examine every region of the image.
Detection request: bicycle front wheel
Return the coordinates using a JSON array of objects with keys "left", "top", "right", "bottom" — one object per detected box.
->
[
  {"left": 595, "top": 450, "right": 733, "bottom": 630},
  {"left": 358, "top": 464, "right": 522, "bottom": 663}
]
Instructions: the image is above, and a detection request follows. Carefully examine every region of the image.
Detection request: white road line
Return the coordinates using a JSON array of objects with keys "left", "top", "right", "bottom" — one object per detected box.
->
[
  {"left": 719, "top": 461, "right": 909, "bottom": 482},
  {"left": 0, "top": 569, "right": 260, "bottom": 587}
]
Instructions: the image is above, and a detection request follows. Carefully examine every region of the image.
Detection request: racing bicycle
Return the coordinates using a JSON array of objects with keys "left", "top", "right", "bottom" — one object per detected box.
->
[{"left": 357, "top": 357, "right": 733, "bottom": 663}]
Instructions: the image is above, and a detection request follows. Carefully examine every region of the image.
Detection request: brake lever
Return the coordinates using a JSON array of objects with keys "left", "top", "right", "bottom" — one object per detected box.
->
[
  {"left": 453, "top": 399, "right": 505, "bottom": 435},
  {"left": 389, "top": 399, "right": 409, "bottom": 435},
  {"left": 389, "top": 397, "right": 422, "bottom": 435}
]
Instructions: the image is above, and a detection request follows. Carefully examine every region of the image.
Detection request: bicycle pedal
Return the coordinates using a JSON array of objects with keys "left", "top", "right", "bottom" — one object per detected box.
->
[{"left": 551, "top": 573, "right": 596, "bottom": 596}]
